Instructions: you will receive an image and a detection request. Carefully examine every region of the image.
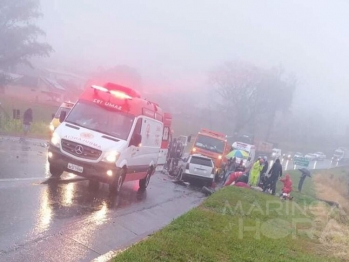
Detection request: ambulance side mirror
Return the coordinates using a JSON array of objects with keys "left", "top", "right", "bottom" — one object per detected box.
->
[
  {"left": 59, "top": 111, "right": 66, "bottom": 123},
  {"left": 130, "top": 133, "right": 142, "bottom": 147}
]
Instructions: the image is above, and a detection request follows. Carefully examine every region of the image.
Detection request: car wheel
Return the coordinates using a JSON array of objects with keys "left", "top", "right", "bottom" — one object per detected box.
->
[
  {"left": 109, "top": 169, "right": 125, "bottom": 195},
  {"left": 139, "top": 167, "right": 152, "bottom": 190},
  {"left": 49, "top": 164, "right": 63, "bottom": 178},
  {"left": 206, "top": 179, "right": 213, "bottom": 188}
]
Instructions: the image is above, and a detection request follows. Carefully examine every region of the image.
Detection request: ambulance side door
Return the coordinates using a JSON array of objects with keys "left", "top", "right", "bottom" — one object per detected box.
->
[{"left": 126, "top": 117, "right": 145, "bottom": 173}]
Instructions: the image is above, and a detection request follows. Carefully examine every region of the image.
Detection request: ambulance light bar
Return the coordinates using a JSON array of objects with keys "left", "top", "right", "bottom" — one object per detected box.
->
[{"left": 91, "top": 85, "right": 132, "bottom": 100}]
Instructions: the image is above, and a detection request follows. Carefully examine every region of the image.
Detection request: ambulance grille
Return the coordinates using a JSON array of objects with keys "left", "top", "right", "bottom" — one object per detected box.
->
[{"left": 61, "top": 139, "right": 102, "bottom": 160}]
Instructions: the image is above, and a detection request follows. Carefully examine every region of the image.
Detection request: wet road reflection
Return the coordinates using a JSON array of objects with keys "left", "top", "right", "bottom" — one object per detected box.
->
[
  {"left": 0, "top": 137, "right": 213, "bottom": 261},
  {"left": 35, "top": 188, "right": 53, "bottom": 234},
  {"left": 63, "top": 180, "right": 75, "bottom": 206},
  {"left": 93, "top": 201, "right": 108, "bottom": 225},
  {"left": 41, "top": 176, "right": 152, "bottom": 220}
]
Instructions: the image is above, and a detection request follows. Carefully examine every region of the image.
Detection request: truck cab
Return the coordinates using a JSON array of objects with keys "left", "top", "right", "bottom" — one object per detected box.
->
[
  {"left": 48, "top": 83, "right": 166, "bottom": 194},
  {"left": 190, "top": 128, "right": 229, "bottom": 176}
]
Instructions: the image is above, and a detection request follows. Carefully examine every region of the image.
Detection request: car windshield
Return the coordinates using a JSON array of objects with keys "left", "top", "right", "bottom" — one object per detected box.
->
[
  {"left": 55, "top": 107, "right": 71, "bottom": 118},
  {"left": 190, "top": 156, "right": 213, "bottom": 167},
  {"left": 195, "top": 134, "right": 225, "bottom": 154},
  {"left": 65, "top": 100, "right": 135, "bottom": 140}
]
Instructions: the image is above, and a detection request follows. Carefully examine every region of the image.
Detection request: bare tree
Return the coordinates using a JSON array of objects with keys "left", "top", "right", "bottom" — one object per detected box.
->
[
  {"left": 210, "top": 61, "right": 296, "bottom": 138},
  {"left": 210, "top": 61, "right": 263, "bottom": 133},
  {"left": 0, "top": 0, "right": 53, "bottom": 85}
]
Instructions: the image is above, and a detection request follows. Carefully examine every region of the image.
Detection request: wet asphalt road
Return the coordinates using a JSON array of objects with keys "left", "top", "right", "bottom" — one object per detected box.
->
[{"left": 0, "top": 137, "right": 206, "bottom": 262}]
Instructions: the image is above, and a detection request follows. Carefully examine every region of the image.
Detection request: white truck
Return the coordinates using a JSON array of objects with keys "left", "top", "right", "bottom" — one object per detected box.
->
[
  {"left": 332, "top": 148, "right": 349, "bottom": 163},
  {"left": 231, "top": 141, "right": 256, "bottom": 167}
]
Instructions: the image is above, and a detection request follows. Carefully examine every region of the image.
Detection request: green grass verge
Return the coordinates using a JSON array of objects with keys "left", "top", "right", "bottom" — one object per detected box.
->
[
  {"left": 0, "top": 119, "right": 49, "bottom": 139},
  {"left": 0, "top": 96, "right": 57, "bottom": 122},
  {"left": 0, "top": 96, "right": 56, "bottom": 139},
  {"left": 114, "top": 171, "right": 340, "bottom": 262}
]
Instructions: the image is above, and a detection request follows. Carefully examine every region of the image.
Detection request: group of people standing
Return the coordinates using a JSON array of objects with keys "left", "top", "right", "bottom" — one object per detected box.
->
[
  {"left": 165, "top": 138, "right": 184, "bottom": 172},
  {"left": 224, "top": 156, "right": 292, "bottom": 199}
]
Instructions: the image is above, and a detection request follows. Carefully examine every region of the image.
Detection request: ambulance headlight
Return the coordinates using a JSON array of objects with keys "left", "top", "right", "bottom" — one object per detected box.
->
[
  {"left": 218, "top": 155, "right": 222, "bottom": 160},
  {"left": 51, "top": 132, "right": 61, "bottom": 147},
  {"left": 103, "top": 151, "right": 120, "bottom": 163}
]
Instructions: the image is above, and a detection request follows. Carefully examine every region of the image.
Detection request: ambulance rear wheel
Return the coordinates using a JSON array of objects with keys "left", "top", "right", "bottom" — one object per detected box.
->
[{"left": 139, "top": 168, "right": 153, "bottom": 190}]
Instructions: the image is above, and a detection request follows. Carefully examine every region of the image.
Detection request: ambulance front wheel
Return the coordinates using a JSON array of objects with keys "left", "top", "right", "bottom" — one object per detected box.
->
[
  {"left": 49, "top": 164, "right": 63, "bottom": 178},
  {"left": 109, "top": 169, "right": 125, "bottom": 195}
]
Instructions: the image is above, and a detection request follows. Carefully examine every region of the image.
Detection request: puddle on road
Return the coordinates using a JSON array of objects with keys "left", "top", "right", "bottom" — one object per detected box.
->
[{"left": 36, "top": 176, "right": 150, "bottom": 225}]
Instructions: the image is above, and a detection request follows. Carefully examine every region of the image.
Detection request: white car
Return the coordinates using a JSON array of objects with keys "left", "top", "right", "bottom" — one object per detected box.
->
[
  {"left": 314, "top": 152, "right": 326, "bottom": 161},
  {"left": 282, "top": 152, "right": 293, "bottom": 160},
  {"left": 294, "top": 152, "right": 303, "bottom": 158},
  {"left": 271, "top": 148, "right": 282, "bottom": 159},
  {"left": 177, "top": 154, "right": 215, "bottom": 187},
  {"left": 305, "top": 153, "right": 317, "bottom": 161}
]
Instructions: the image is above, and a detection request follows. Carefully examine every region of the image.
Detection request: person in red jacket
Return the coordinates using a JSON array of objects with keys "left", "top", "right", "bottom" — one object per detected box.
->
[
  {"left": 280, "top": 174, "right": 293, "bottom": 200},
  {"left": 224, "top": 171, "right": 244, "bottom": 186}
]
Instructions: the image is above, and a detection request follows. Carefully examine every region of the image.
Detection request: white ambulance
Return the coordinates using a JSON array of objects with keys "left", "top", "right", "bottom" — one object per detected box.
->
[{"left": 48, "top": 82, "right": 168, "bottom": 194}]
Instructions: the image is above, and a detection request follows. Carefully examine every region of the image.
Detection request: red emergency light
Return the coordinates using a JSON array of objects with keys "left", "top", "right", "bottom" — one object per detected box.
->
[
  {"left": 91, "top": 83, "right": 141, "bottom": 100},
  {"left": 91, "top": 85, "right": 133, "bottom": 100}
]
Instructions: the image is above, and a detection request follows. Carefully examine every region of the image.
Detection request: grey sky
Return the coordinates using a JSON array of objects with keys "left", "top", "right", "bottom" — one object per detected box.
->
[{"left": 39, "top": 0, "right": 349, "bottom": 120}]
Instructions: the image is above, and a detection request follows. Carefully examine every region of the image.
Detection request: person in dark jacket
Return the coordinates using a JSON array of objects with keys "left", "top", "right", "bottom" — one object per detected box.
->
[
  {"left": 261, "top": 156, "right": 269, "bottom": 174},
  {"left": 236, "top": 172, "right": 249, "bottom": 184},
  {"left": 23, "top": 108, "right": 33, "bottom": 136},
  {"left": 264, "top": 158, "right": 283, "bottom": 195},
  {"left": 235, "top": 159, "right": 246, "bottom": 172},
  {"left": 259, "top": 156, "right": 269, "bottom": 187}
]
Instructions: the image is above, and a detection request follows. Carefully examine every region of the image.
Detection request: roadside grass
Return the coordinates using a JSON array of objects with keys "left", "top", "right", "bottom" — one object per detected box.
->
[
  {"left": 0, "top": 96, "right": 57, "bottom": 121},
  {"left": 113, "top": 172, "right": 341, "bottom": 262},
  {"left": 0, "top": 96, "right": 56, "bottom": 139},
  {"left": 0, "top": 119, "right": 49, "bottom": 139}
]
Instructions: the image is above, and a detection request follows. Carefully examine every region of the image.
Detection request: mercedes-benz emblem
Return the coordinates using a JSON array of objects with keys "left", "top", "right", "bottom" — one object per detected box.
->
[{"left": 75, "top": 145, "right": 84, "bottom": 155}]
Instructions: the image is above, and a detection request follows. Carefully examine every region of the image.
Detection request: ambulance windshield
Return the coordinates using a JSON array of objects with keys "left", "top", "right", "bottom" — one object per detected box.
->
[
  {"left": 54, "top": 107, "right": 71, "bottom": 118},
  {"left": 65, "top": 101, "right": 135, "bottom": 140},
  {"left": 195, "top": 134, "right": 225, "bottom": 154}
]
